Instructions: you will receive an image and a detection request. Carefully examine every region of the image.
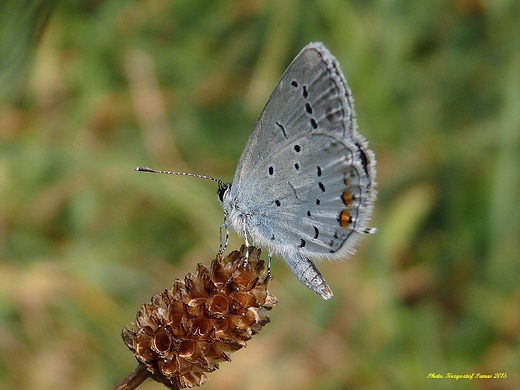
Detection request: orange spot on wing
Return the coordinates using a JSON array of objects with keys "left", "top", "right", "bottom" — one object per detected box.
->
[
  {"left": 341, "top": 190, "right": 353, "bottom": 206},
  {"left": 339, "top": 210, "right": 352, "bottom": 228}
]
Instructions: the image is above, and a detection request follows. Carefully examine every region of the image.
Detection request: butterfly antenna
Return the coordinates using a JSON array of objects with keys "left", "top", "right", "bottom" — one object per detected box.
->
[{"left": 135, "top": 166, "right": 224, "bottom": 188}]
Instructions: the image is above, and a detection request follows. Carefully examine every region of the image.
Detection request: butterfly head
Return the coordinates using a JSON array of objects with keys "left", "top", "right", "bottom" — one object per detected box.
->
[{"left": 217, "top": 182, "right": 231, "bottom": 203}]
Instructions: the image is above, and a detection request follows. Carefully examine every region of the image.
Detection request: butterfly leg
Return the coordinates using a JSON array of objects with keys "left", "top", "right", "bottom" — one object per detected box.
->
[
  {"left": 242, "top": 224, "right": 250, "bottom": 263},
  {"left": 219, "top": 223, "right": 229, "bottom": 254},
  {"left": 267, "top": 253, "right": 273, "bottom": 278}
]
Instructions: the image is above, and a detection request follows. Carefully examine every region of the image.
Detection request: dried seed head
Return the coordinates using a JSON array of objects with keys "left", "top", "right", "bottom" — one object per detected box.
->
[{"left": 122, "top": 246, "right": 277, "bottom": 389}]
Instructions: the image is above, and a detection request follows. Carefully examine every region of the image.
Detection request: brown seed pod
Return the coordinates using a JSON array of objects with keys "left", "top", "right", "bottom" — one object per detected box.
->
[{"left": 120, "top": 246, "right": 277, "bottom": 389}]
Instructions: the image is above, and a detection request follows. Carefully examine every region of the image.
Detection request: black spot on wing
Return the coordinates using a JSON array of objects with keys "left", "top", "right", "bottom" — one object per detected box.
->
[
  {"left": 356, "top": 143, "right": 370, "bottom": 177},
  {"left": 302, "top": 85, "right": 308, "bottom": 98},
  {"left": 276, "top": 121, "right": 288, "bottom": 139}
]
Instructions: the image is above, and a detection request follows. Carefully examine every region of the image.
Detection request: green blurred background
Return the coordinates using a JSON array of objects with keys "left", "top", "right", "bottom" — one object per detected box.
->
[{"left": 1, "top": 0, "right": 519, "bottom": 389}]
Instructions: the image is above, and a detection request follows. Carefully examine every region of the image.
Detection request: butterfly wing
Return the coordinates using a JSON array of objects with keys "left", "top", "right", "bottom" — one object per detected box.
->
[
  {"left": 234, "top": 43, "right": 343, "bottom": 182},
  {"left": 224, "top": 42, "right": 376, "bottom": 299}
]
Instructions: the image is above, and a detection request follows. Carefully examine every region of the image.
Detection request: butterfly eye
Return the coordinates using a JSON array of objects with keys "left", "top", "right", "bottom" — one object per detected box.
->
[{"left": 217, "top": 183, "right": 230, "bottom": 202}]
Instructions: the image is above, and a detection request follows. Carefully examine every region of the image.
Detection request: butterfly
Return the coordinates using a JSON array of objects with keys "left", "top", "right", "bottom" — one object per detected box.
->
[{"left": 137, "top": 42, "right": 376, "bottom": 299}]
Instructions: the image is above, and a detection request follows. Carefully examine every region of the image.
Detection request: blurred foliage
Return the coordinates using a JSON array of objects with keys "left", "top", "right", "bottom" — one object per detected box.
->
[{"left": 1, "top": 0, "right": 519, "bottom": 389}]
